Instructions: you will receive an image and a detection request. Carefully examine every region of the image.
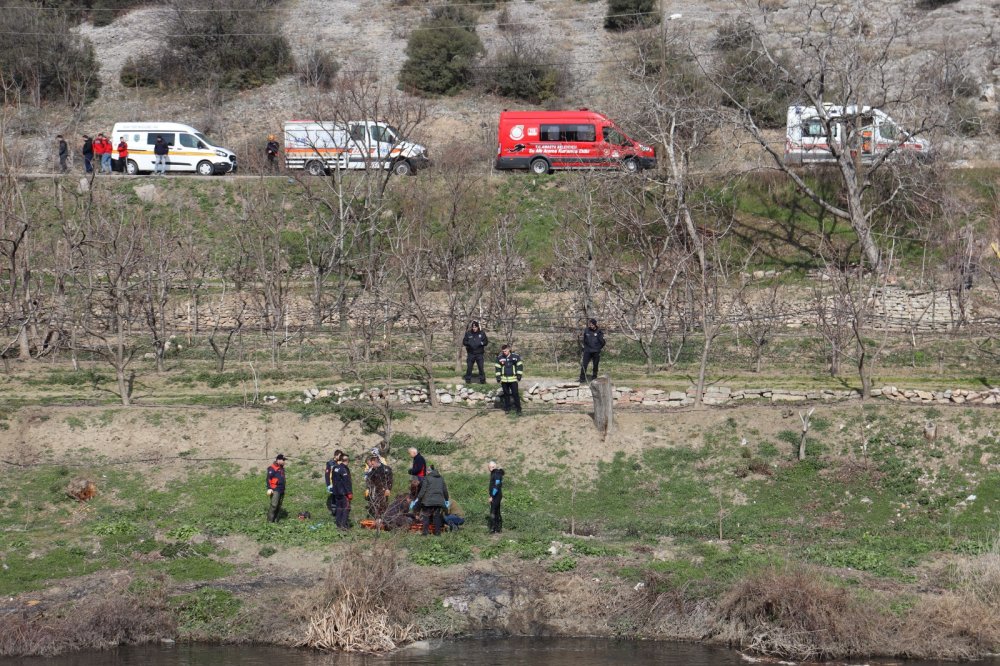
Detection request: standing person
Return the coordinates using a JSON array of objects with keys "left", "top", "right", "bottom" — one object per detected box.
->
[
  {"left": 365, "top": 454, "right": 394, "bottom": 523},
  {"left": 57, "top": 135, "right": 69, "bottom": 173},
  {"left": 415, "top": 466, "right": 449, "bottom": 536},
  {"left": 462, "top": 321, "right": 489, "bottom": 384},
  {"left": 265, "top": 454, "right": 287, "bottom": 523},
  {"left": 407, "top": 447, "right": 427, "bottom": 482},
  {"left": 329, "top": 454, "right": 353, "bottom": 530},
  {"left": 487, "top": 461, "right": 504, "bottom": 534},
  {"left": 579, "top": 318, "right": 606, "bottom": 383},
  {"left": 265, "top": 134, "right": 280, "bottom": 172},
  {"left": 116, "top": 136, "right": 129, "bottom": 174},
  {"left": 153, "top": 135, "right": 169, "bottom": 175},
  {"left": 494, "top": 344, "right": 524, "bottom": 415},
  {"left": 324, "top": 449, "right": 344, "bottom": 517},
  {"left": 81, "top": 134, "right": 94, "bottom": 174},
  {"left": 96, "top": 133, "right": 112, "bottom": 174}
]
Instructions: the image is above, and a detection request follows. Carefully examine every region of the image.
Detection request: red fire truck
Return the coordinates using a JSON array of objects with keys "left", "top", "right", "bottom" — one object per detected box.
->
[{"left": 495, "top": 109, "right": 656, "bottom": 175}]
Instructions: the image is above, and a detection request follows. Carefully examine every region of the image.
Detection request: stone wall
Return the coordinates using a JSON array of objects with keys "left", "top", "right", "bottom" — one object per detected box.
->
[{"left": 298, "top": 381, "right": 1000, "bottom": 409}]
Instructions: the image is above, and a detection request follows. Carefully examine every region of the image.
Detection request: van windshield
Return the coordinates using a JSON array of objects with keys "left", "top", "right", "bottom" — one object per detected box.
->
[
  {"left": 879, "top": 120, "right": 898, "bottom": 140},
  {"left": 602, "top": 127, "right": 629, "bottom": 146},
  {"left": 195, "top": 132, "right": 213, "bottom": 147}
]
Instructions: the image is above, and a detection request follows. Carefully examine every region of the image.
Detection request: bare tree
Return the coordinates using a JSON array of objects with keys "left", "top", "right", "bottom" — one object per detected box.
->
[
  {"left": 735, "top": 281, "right": 782, "bottom": 373},
  {"left": 485, "top": 212, "right": 525, "bottom": 346},
  {"left": 138, "top": 225, "right": 176, "bottom": 372},
  {"left": 701, "top": 0, "right": 954, "bottom": 273},
  {"left": 206, "top": 281, "right": 247, "bottom": 372}
]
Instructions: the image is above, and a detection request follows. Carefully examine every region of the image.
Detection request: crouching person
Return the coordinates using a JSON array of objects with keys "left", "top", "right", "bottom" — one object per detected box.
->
[{"left": 416, "top": 466, "right": 449, "bottom": 536}]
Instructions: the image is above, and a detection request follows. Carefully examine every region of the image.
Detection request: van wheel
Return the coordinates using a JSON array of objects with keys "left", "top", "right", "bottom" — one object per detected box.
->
[
  {"left": 529, "top": 158, "right": 550, "bottom": 175},
  {"left": 623, "top": 158, "right": 639, "bottom": 173},
  {"left": 306, "top": 160, "right": 326, "bottom": 177},
  {"left": 392, "top": 160, "right": 412, "bottom": 176},
  {"left": 126, "top": 160, "right": 139, "bottom": 175},
  {"left": 196, "top": 160, "right": 215, "bottom": 176}
]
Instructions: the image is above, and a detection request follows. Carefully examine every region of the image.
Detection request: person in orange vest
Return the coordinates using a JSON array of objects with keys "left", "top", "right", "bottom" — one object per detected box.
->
[
  {"left": 266, "top": 454, "right": 287, "bottom": 522},
  {"left": 116, "top": 137, "right": 128, "bottom": 174}
]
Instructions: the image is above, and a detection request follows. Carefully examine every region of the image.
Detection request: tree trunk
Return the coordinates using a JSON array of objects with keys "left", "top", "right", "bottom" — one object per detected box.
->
[
  {"left": 694, "top": 335, "right": 711, "bottom": 408},
  {"left": 591, "top": 376, "right": 614, "bottom": 439}
]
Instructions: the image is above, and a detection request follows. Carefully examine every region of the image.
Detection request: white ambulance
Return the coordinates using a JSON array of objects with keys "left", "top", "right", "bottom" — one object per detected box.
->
[
  {"left": 784, "top": 105, "right": 930, "bottom": 166},
  {"left": 111, "top": 122, "right": 237, "bottom": 175},
  {"left": 283, "top": 120, "right": 429, "bottom": 176}
]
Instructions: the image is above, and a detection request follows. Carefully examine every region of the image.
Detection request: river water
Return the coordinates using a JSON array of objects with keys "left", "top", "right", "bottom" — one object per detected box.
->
[{"left": 9, "top": 637, "right": 1000, "bottom": 666}]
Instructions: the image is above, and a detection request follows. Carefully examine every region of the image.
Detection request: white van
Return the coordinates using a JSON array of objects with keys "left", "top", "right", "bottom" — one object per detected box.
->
[
  {"left": 111, "top": 122, "right": 237, "bottom": 175},
  {"left": 284, "top": 120, "right": 429, "bottom": 176},
  {"left": 784, "top": 105, "right": 930, "bottom": 166}
]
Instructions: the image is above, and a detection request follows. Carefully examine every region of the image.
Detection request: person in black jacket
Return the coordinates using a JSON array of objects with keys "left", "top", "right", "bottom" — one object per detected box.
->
[
  {"left": 579, "top": 318, "right": 606, "bottom": 383},
  {"left": 487, "top": 460, "right": 504, "bottom": 534},
  {"left": 329, "top": 454, "right": 353, "bottom": 530},
  {"left": 265, "top": 134, "right": 280, "bottom": 172},
  {"left": 265, "top": 454, "right": 287, "bottom": 523},
  {"left": 365, "top": 455, "right": 393, "bottom": 522},
  {"left": 81, "top": 135, "right": 94, "bottom": 174},
  {"left": 415, "top": 466, "right": 449, "bottom": 536},
  {"left": 57, "top": 135, "right": 69, "bottom": 173},
  {"left": 153, "top": 135, "right": 169, "bottom": 176},
  {"left": 324, "top": 449, "right": 344, "bottom": 517},
  {"left": 495, "top": 344, "right": 524, "bottom": 414},
  {"left": 407, "top": 447, "right": 427, "bottom": 481},
  {"left": 462, "top": 321, "right": 489, "bottom": 384}
]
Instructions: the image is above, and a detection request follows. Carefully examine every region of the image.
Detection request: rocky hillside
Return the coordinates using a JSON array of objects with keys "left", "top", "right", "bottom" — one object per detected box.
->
[{"left": 8, "top": 0, "right": 1000, "bottom": 171}]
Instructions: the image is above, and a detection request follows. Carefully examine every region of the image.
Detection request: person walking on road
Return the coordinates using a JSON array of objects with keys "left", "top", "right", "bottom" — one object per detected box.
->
[
  {"left": 266, "top": 134, "right": 280, "bottom": 172},
  {"left": 487, "top": 460, "right": 504, "bottom": 534},
  {"left": 57, "top": 135, "right": 69, "bottom": 173},
  {"left": 462, "top": 321, "right": 489, "bottom": 384},
  {"left": 265, "top": 454, "right": 287, "bottom": 523},
  {"left": 415, "top": 466, "right": 449, "bottom": 536},
  {"left": 153, "top": 135, "right": 169, "bottom": 175},
  {"left": 579, "top": 318, "right": 606, "bottom": 383},
  {"left": 81, "top": 135, "right": 94, "bottom": 174},
  {"left": 495, "top": 344, "right": 524, "bottom": 415}
]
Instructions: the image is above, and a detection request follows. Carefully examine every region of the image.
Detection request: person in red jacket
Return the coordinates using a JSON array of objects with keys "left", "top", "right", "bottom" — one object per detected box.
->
[
  {"left": 266, "top": 454, "right": 287, "bottom": 522},
  {"left": 95, "top": 133, "right": 112, "bottom": 174},
  {"left": 116, "top": 137, "right": 128, "bottom": 174}
]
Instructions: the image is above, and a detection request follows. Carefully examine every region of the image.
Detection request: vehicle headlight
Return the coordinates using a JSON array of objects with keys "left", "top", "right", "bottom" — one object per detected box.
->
[{"left": 215, "top": 150, "right": 227, "bottom": 158}]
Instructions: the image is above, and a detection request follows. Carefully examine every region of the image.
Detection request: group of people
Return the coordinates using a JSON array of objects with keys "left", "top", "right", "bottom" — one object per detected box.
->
[
  {"left": 71, "top": 133, "right": 127, "bottom": 175},
  {"left": 264, "top": 448, "right": 505, "bottom": 536},
  {"left": 61, "top": 133, "right": 169, "bottom": 175},
  {"left": 462, "top": 318, "right": 607, "bottom": 415}
]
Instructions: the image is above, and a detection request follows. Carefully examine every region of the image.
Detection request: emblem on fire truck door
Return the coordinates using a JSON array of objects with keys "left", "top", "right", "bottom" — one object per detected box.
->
[{"left": 509, "top": 125, "right": 525, "bottom": 140}]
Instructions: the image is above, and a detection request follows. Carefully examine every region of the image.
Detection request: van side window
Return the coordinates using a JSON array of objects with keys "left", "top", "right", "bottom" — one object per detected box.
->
[
  {"left": 602, "top": 127, "right": 627, "bottom": 146},
  {"left": 879, "top": 120, "right": 898, "bottom": 140},
  {"left": 179, "top": 134, "right": 199, "bottom": 149},
  {"left": 148, "top": 133, "right": 175, "bottom": 146},
  {"left": 349, "top": 125, "right": 367, "bottom": 143},
  {"left": 802, "top": 119, "right": 826, "bottom": 137},
  {"left": 539, "top": 124, "right": 596, "bottom": 142}
]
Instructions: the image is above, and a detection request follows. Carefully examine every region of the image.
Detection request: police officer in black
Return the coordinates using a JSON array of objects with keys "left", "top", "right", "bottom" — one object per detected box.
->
[
  {"left": 487, "top": 460, "right": 504, "bottom": 533},
  {"left": 579, "top": 318, "right": 606, "bottom": 383},
  {"left": 462, "top": 321, "right": 489, "bottom": 384}
]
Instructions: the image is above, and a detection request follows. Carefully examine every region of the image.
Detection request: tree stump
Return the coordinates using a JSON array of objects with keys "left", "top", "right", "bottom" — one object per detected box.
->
[{"left": 591, "top": 376, "right": 614, "bottom": 438}]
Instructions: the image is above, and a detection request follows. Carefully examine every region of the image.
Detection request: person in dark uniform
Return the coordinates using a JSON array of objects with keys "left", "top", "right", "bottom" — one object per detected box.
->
[
  {"left": 407, "top": 446, "right": 427, "bottom": 482},
  {"left": 265, "top": 454, "right": 287, "bottom": 523},
  {"left": 265, "top": 134, "right": 280, "bottom": 172},
  {"left": 487, "top": 460, "right": 504, "bottom": 534},
  {"left": 57, "top": 135, "right": 68, "bottom": 173},
  {"left": 462, "top": 321, "right": 489, "bottom": 384},
  {"left": 494, "top": 344, "right": 524, "bottom": 414},
  {"left": 365, "top": 454, "right": 394, "bottom": 523},
  {"left": 329, "top": 454, "right": 353, "bottom": 530},
  {"left": 81, "top": 134, "right": 94, "bottom": 174},
  {"left": 579, "top": 318, "right": 606, "bottom": 383},
  {"left": 415, "top": 466, "right": 449, "bottom": 536},
  {"left": 324, "top": 449, "right": 344, "bottom": 517}
]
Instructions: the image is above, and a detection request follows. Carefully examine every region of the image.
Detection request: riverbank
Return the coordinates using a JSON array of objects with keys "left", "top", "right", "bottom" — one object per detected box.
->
[{"left": 2, "top": 401, "right": 1000, "bottom": 660}]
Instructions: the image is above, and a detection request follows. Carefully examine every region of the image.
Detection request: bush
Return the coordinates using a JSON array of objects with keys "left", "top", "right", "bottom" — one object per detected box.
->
[
  {"left": 0, "top": 4, "right": 102, "bottom": 106},
  {"left": 297, "top": 49, "right": 340, "bottom": 90},
  {"left": 478, "top": 40, "right": 568, "bottom": 104},
  {"left": 399, "top": 7, "right": 484, "bottom": 95},
  {"left": 119, "top": 0, "right": 293, "bottom": 91},
  {"left": 712, "top": 18, "right": 797, "bottom": 129},
  {"left": 604, "top": 0, "right": 660, "bottom": 31},
  {"left": 33, "top": 0, "right": 152, "bottom": 27}
]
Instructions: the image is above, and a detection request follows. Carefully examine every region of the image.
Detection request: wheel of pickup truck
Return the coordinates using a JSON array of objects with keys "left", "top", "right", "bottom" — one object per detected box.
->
[
  {"left": 623, "top": 158, "right": 639, "bottom": 173},
  {"left": 306, "top": 160, "right": 325, "bottom": 177},
  {"left": 529, "top": 158, "right": 550, "bottom": 175}
]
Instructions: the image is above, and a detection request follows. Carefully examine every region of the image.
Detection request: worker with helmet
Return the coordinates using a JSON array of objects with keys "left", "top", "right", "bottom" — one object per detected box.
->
[{"left": 265, "top": 134, "right": 280, "bottom": 172}]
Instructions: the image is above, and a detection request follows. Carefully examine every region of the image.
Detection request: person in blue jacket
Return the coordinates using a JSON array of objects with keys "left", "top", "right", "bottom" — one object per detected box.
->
[{"left": 487, "top": 460, "right": 504, "bottom": 534}]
